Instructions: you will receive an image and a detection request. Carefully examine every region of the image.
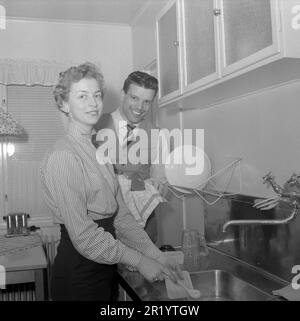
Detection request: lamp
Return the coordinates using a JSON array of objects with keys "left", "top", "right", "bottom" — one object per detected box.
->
[{"left": 0, "top": 107, "right": 25, "bottom": 136}]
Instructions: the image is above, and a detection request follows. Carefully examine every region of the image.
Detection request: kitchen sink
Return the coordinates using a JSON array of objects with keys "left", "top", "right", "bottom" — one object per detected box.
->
[
  {"left": 189, "top": 269, "right": 273, "bottom": 301},
  {"left": 119, "top": 246, "right": 287, "bottom": 301}
]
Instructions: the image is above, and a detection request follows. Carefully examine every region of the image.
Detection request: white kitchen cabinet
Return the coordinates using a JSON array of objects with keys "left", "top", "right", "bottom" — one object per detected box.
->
[
  {"left": 156, "top": 0, "right": 182, "bottom": 103},
  {"left": 156, "top": 0, "right": 220, "bottom": 103},
  {"left": 156, "top": 0, "right": 300, "bottom": 108},
  {"left": 181, "top": 0, "right": 220, "bottom": 92},
  {"left": 220, "top": 0, "right": 280, "bottom": 76}
]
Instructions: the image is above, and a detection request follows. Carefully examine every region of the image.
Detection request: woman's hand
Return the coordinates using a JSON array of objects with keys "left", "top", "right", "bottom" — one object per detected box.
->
[
  {"left": 253, "top": 196, "right": 280, "bottom": 210},
  {"left": 136, "top": 255, "right": 183, "bottom": 283},
  {"left": 136, "top": 256, "right": 168, "bottom": 282},
  {"left": 156, "top": 254, "right": 184, "bottom": 281}
]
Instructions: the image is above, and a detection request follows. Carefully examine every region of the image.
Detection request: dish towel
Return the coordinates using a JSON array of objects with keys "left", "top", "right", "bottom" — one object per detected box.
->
[
  {"left": 0, "top": 233, "right": 42, "bottom": 289},
  {"left": 118, "top": 174, "right": 166, "bottom": 227},
  {"left": 0, "top": 233, "right": 42, "bottom": 257},
  {"left": 273, "top": 284, "right": 300, "bottom": 301}
]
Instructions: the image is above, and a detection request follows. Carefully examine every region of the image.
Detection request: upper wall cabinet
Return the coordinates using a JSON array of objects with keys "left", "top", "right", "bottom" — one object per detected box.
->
[
  {"left": 182, "top": 0, "right": 220, "bottom": 92},
  {"left": 156, "top": 0, "right": 300, "bottom": 108},
  {"left": 156, "top": 0, "right": 182, "bottom": 102},
  {"left": 220, "top": 0, "right": 280, "bottom": 76}
]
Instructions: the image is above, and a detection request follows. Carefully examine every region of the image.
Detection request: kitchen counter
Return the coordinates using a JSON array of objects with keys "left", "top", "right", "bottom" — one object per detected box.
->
[{"left": 118, "top": 246, "right": 289, "bottom": 301}]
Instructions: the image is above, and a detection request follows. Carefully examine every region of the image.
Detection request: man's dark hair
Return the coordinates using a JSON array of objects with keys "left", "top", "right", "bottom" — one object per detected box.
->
[{"left": 123, "top": 71, "right": 158, "bottom": 96}]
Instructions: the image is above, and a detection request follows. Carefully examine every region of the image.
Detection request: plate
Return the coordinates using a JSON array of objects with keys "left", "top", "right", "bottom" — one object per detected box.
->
[{"left": 165, "top": 145, "right": 211, "bottom": 192}]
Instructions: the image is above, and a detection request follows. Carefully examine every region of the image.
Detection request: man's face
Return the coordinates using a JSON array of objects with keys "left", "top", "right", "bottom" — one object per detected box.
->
[{"left": 120, "top": 84, "right": 156, "bottom": 124}]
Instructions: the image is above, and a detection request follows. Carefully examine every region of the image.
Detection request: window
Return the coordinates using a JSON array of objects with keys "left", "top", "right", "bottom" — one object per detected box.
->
[{"left": 1, "top": 85, "right": 65, "bottom": 219}]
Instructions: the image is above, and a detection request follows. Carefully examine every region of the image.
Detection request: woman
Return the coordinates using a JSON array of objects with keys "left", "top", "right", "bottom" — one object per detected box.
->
[{"left": 41, "top": 62, "right": 182, "bottom": 301}]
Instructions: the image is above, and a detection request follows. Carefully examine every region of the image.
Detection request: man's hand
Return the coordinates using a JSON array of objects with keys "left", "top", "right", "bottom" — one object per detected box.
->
[{"left": 253, "top": 196, "right": 280, "bottom": 210}]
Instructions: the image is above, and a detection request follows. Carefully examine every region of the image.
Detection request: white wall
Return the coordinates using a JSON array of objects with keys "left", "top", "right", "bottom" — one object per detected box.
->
[
  {"left": 132, "top": 0, "right": 168, "bottom": 70},
  {"left": 183, "top": 81, "right": 300, "bottom": 198},
  {"left": 0, "top": 19, "right": 134, "bottom": 112}
]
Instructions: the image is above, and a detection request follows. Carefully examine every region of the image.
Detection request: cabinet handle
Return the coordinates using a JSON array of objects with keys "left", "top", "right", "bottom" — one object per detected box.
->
[
  {"left": 213, "top": 9, "right": 221, "bottom": 16},
  {"left": 173, "top": 40, "right": 179, "bottom": 47}
]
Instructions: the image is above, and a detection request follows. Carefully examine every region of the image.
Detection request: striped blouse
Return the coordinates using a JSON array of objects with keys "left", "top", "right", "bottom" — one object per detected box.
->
[{"left": 40, "top": 122, "right": 163, "bottom": 267}]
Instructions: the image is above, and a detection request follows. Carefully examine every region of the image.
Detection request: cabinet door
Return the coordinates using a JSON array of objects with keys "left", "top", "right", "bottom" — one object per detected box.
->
[
  {"left": 156, "top": 0, "right": 182, "bottom": 103},
  {"left": 220, "top": 0, "right": 280, "bottom": 75},
  {"left": 182, "top": 0, "right": 220, "bottom": 92}
]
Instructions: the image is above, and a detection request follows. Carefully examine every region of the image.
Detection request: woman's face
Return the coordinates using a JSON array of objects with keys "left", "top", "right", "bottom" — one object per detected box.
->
[{"left": 62, "top": 78, "right": 103, "bottom": 128}]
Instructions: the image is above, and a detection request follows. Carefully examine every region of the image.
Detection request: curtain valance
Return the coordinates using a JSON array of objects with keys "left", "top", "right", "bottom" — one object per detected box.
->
[{"left": 0, "top": 59, "right": 88, "bottom": 86}]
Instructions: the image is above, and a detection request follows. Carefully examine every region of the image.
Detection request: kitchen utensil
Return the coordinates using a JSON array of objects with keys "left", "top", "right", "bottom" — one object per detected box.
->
[
  {"left": 3, "top": 213, "right": 30, "bottom": 237},
  {"left": 181, "top": 229, "right": 203, "bottom": 272}
]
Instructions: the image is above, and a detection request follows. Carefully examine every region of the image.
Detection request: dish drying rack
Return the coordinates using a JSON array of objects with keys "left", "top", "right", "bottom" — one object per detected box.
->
[{"left": 166, "top": 157, "right": 242, "bottom": 205}]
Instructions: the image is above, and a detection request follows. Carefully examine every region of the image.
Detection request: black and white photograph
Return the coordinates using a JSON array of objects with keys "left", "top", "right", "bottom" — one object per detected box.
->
[{"left": 0, "top": 0, "right": 300, "bottom": 312}]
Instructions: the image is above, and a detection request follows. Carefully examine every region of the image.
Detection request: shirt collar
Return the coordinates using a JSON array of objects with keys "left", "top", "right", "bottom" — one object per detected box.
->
[
  {"left": 113, "top": 108, "right": 141, "bottom": 129},
  {"left": 68, "top": 121, "right": 93, "bottom": 140}
]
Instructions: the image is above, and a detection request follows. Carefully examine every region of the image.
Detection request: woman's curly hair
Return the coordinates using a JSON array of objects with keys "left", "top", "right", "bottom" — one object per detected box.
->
[{"left": 53, "top": 62, "right": 104, "bottom": 110}]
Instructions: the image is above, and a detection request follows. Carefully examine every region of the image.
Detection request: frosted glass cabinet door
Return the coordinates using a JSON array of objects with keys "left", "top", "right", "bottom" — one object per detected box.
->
[
  {"left": 183, "top": 0, "right": 218, "bottom": 89},
  {"left": 157, "top": 1, "right": 180, "bottom": 99},
  {"left": 221, "top": 0, "right": 279, "bottom": 74}
]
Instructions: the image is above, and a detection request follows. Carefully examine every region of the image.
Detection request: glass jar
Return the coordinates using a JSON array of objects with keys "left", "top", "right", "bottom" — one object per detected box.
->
[{"left": 181, "top": 229, "right": 208, "bottom": 272}]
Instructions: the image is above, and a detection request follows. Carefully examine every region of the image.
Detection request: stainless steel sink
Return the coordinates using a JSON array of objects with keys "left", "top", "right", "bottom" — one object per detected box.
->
[
  {"left": 119, "top": 246, "right": 287, "bottom": 301},
  {"left": 189, "top": 269, "right": 273, "bottom": 301}
]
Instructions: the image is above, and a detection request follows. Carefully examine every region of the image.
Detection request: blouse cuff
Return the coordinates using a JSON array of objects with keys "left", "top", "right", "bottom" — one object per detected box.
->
[
  {"left": 119, "top": 246, "right": 143, "bottom": 267},
  {"left": 147, "top": 246, "right": 165, "bottom": 262}
]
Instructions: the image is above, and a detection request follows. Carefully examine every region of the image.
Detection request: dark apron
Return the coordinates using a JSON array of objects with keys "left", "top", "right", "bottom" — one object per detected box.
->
[{"left": 51, "top": 217, "right": 119, "bottom": 301}]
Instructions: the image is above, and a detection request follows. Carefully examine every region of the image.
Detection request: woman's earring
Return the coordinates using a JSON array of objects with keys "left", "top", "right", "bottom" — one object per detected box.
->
[{"left": 61, "top": 110, "right": 69, "bottom": 116}]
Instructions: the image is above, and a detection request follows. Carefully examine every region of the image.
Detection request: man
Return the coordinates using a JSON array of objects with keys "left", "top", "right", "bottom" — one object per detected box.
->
[{"left": 93, "top": 71, "right": 168, "bottom": 243}]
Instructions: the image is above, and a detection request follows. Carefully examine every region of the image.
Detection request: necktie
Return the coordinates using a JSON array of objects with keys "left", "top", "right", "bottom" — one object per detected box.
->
[{"left": 126, "top": 123, "right": 135, "bottom": 146}]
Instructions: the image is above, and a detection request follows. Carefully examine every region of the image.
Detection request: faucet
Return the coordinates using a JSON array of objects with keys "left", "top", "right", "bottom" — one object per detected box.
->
[
  {"left": 222, "top": 172, "right": 300, "bottom": 232},
  {"left": 263, "top": 171, "right": 300, "bottom": 203},
  {"left": 262, "top": 171, "right": 284, "bottom": 194}
]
